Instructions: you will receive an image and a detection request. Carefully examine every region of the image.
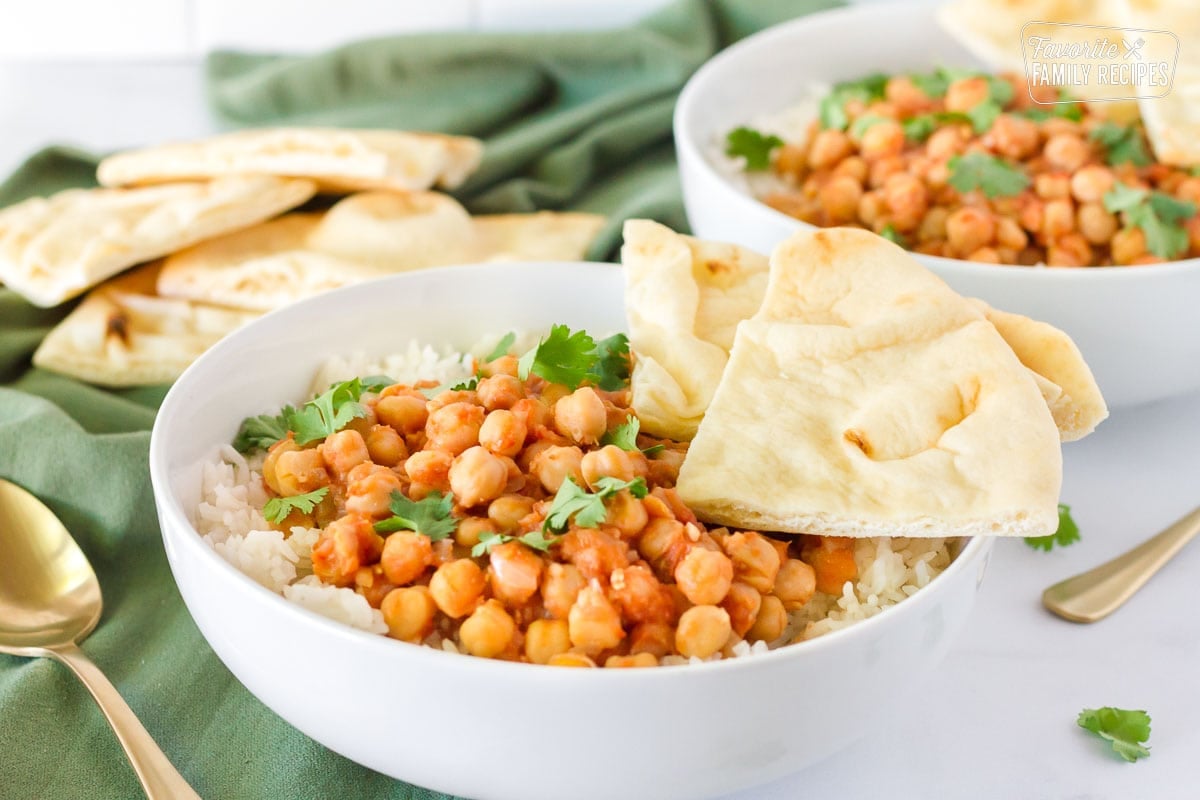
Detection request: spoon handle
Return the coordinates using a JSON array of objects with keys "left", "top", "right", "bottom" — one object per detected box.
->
[
  {"left": 49, "top": 643, "right": 202, "bottom": 800},
  {"left": 1042, "top": 505, "right": 1200, "bottom": 623}
]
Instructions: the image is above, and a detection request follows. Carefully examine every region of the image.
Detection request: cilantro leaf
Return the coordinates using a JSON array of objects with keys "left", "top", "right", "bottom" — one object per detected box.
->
[
  {"left": 484, "top": 332, "right": 517, "bottom": 362},
  {"left": 542, "top": 476, "right": 647, "bottom": 533},
  {"left": 262, "top": 487, "right": 328, "bottom": 524},
  {"left": 1104, "top": 183, "right": 1197, "bottom": 259},
  {"left": 947, "top": 153, "right": 1030, "bottom": 199},
  {"left": 358, "top": 375, "right": 395, "bottom": 393},
  {"left": 725, "top": 127, "right": 784, "bottom": 171},
  {"left": 233, "top": 409, "right": 292, "bottom": 453},
  {"left": 909, "top": 71, "right": 949, "bottom": 98},
  {"left": 849, "top": 114, "right": 891, "bottom": 139},
  {"left": 1078, "top": 707, "right": 1151, "bottom": 762},
  {"left": 985, "top": 76, "right": 1014, "bottom": 107},
  {"left": 1130, "top": 204, "right": 1191, "bottom": 259},
  {"left": 589, "top": 333, "right": 631, "bottom": 391},
  {"left": 516, "top": 530, "right": 557, "bottom": 552},
  {"left": 879, "top": 224, "right": 905, "bottom": 246},
  {"left": 471, "top": 530, "right": 508, "bottom": 557},
  {"left": 966, "top": 101, "right": 1001, "bottom": 134},
  {"left": 1102, "top": 182, "right": 1147, "bottom": 214},
  {"left": 374, "top": 490, "right": 457, "bottom": 541},
  {"left": 420, "top": 375, "right": 479, "bottom": 399},
  {"left": 471, "top": 528, "right": 560, "bottom": 557},
  {"left": 1089, "top": 122, "right": 1152, "bottom": 167},
  {"left": 819, "top": 73, "right": 889, "bottom": 131},
  {"left": 1148, "top": 192, "right": 1197, "bottom": 225},
  {"left": 601, "top": 416, "right": 640, "bottom": 451},
  {"left": 1018, "top": 103, "right": 1083, "bottom": 123},
  {"left": 518, "top": 324, "right": 596, "bottom": 389},
  {"left": 1025, "top": 504, "right": 1081, "bottom": 551},
  {"left": 287, "top": 378, "right": 371, "bottom": 445},
  {"left": 641, "top": 444, "right": 665, "bottom": 457}
]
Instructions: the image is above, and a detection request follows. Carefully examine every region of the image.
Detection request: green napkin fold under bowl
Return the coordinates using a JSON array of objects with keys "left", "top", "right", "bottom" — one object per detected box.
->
[{"left": 0, "top": 1, "right": 839, "bottom": 797}]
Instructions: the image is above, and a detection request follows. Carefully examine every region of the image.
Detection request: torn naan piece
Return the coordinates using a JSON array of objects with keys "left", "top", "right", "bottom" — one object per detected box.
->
[
  {"left": 677, "top": 228, "right": 1063, "bottom": 538},
  {"left": 32, "top": 262, "right": 260, "bottom": 387},
  {"left": 622, "top": 219, "right": 769, "bottom": 441},
  {"left": 97, "top": 128, "right": 483, "bottom": 193},
  {"left": 157, "top": 191, "right": 606, "bottom": 311},
  {"left": 0, "top": 176, "right": 315, "bottom": 308},
  {"left": 969, "top": 299, "right": 1108, "bottom": 441}
]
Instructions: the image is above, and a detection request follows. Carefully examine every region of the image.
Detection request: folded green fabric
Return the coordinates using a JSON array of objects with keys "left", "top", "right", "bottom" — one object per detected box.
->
[{"left": 0, "top": 1, "right": 839, "bottom": 797}]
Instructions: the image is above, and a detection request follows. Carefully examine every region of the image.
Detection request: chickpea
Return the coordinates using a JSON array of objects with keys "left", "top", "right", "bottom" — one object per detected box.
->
[
  {"left": 447, "top": 446, "right": 507, "bottom": 508},
  {"left": 807, "top": 129, "right": 853, "bottom": 170},
  {"left": 1042, "top": 198, "right": 1075, "bottom": 239},
  {"left": 774, "top": 142, "right": 808, "bottom": 179},
  {"left": 883, "top": 173, "right": 928, "bottom": 232},
  {"left": 509, "top": 397, "right": 551, "bottom": 440},
  {"left": 605, "top": 653, "right": 658, "bottom": 668},
  {"left": 560, "top": 527, "right": 630, "bottom": 582},
  {"left": 568, "top": 583, "right": 625, "bottom": 654},
  {"left": 967, "top": 246, "right": 1001, "bottom": 263},
  {"left": 429, "top": 559, "right": 486, "bottom": 618},
  {"left": 404, "top": 449, "right": 453, "bottom": 490},
  {"left": 858, "top": 121, "right": 905, "bottom": 160},
  {"left": 819, "top": 175, "right": 864, "bottom": 224},
  {"left": 455, "top": 516, "right": 496, "bottom": 549},
  {"left": 317, "top": 429, "right": 368, "bottom": 480},
  {"left": 345, "top": 463, "right": 403, "bottom": 519},
  {"left": 747, "top": 594, "right": 788, "bottom": 643},
  {"left": 530, "top": 445, "right": 585, "bottom": 493},
  {"left": 478, "top": 409, "right": 526, "bottom": 458},
  {"left": 542, "top": 562, "right": 587, "bottom": 619},
  {"left": 885, "top": 75, "right": 934, "bottom": 113},
  {"left": 380, "top": 586, "right": 436, "bottom": 642},
  {"left": 525, "top": 619, "right": 572, "bottom": 664},
  {"left": 995, "top": 216, "right": 1029, "bottom": 250},
  {"left": 926, "top": 126, "right": 967, "bottom": 160},
  {"left": 1070, "top": 165, "right": 1115, "bottom": 203},
  {"left": 487, "top": 540, "right": 543, "bottom": 606},
  {"left": 261, "top": 438, "right": 298, "bottom": 495},
  {"left": 354, "top": 564, "right": 398, "bottom": 609},
  {"left": 673, "top": 547, "right": 734, "bottom": 606},
  {"left": 475, "top": 374, "right": 525, "bottom": 411},
  {"left": 553, "top": 388, "right": 607, "bottom": 446},
  {"left": 424, "top": 402, "right": 486, "bottom": 457},
  {"left": 312, "top": 514, "right": 378, "bottom": 587},
  {"left": 723, "top": 531, "right": 782, "bottom": 594},
  {"left": 459, "top": 599, "right": 516, "bottom": 659},
  {"left": 720, "top": 581, "right": 762, "bottom": 637},
  {"left": 1047, "top": 233, "right": 1094, "bottom": 267},
  {"left": 1111, "top": 226, "right": 1147, "bottom": 265},
  {"left": 1035, "top": 173, "right": 1071, "bottom": 201},
  {"left": 832, "top": 155, "right": 869, "bottom": 184},
  {"left": 675, "top": 605, "right": 732, "bottom": 659},
  {"left": 1043, "top": 133, "right": 1090, "bottom": 172},
  {"left": 917, "top": 206, "right": 949, "bottom": 243},
  {"left": 803, "top": 537, "right": 859, "bottom": 595},
  {"left": 944, "top": 76, "right": 990, "bottom": 113},
  {"left": 606, "top": 490, "right": 649, "bottom": 539},
  {"left": 426, "top": 388, "right": 478, "bottom": 413},
  {"left": 487, "top": 494, "right": 535, "bottom": 534},
  {"left": 867, "top": 155, "right": 905, "bottom": 189},
  {"left": 1074, "top": 202, "right": 1118, "bottom": 246},
  {"left": 629, "top": 621, "right": 675, "bottom": 658},
  {"left": 578, "top": 444, "right": 635, "bottom": 488},
  {"left": 637, "top": 517, "right": 690, "bottom": 580},
  {"left": 380, "top": 530, "right": 434, "bottom": 585},
  {"left": 774, "top": 559, "right": 817, "bottom": 610},
  {"left": 945, "top": 206, "right": 996, "bottom": 256},
  {"left": 364, "top": 424, "right": 407, "bottom": 467},
  {"left": 547, "top": 652, "right": 596, "bottom": 668},
  {"left": 273, "top": 447, "right": 329, "bottom": 496},
  {"left": 858, "top": 191, "right": 884, "bottom": 227},
  {"left": 480, "top": 354, "right": 519, "bottom": 378},
  {"left": 986, "top": 114, "right": 1039, "bottom": 160},
  {"left": 1176, "top": 176, "right": 1200, "bottom": 206},
  {"left": 374, "top": 394, "right": 427, "bottom": 435},
  {"left": 609, "top": 564, "right": 674, "bottom": 625}
]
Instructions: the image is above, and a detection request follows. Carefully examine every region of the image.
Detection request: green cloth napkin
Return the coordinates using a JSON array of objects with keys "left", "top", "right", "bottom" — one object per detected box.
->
[{"left": 0, "top": 1, "right": 839, "bottom": 797}]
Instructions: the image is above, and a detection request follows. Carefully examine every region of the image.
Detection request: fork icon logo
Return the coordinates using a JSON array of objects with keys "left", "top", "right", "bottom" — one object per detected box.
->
[{"left": 1123, "top": 37, "right": 1145, "bottom": 59}]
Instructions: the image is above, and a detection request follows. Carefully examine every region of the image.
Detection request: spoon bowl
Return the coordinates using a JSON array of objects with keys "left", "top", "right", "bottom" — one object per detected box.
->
[{"left": 0, "top": 477, "right": 201, "bottom": 800}]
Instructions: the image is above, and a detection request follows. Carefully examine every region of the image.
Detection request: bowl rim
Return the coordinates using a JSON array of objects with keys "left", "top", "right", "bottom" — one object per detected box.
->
[
  {"left": 150, "top": 262, "right": 995, "bottom": 682},
  {"left": 673, "top": 1, "right": 1200, "bottom": 279}
]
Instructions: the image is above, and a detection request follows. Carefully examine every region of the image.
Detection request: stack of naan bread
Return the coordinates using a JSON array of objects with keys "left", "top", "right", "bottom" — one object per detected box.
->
[
  {"left": 0, "top": 128, "right": 605, "bottom": 386},
  {"left": 623, "top": 221, "right": 1107, "bottom": 539}
]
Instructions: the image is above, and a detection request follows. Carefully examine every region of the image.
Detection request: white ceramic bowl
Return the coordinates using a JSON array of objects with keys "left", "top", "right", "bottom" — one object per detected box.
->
[
  {"left": 675, "top": 2, "right": 1200, "bottom": 409},
  {"left": 150, "top": 262, "right": 993, "bottom": 800}
]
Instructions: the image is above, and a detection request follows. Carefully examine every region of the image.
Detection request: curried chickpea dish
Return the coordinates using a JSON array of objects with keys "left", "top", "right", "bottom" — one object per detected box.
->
[
  {"left": 206, "top": 328, "right": 951, "bottom": 668},
  {"left": 725, "top": 68, "right": 1200, "bottom": 266}
]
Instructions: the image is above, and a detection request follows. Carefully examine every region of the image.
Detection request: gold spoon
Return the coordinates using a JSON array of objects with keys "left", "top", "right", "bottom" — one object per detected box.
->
[
  {"left": 0, "top": 478, "right": 201, "bottom": 800},
  {"left": 1043, "top": 505, "right": 1200, "bottom": 623}
]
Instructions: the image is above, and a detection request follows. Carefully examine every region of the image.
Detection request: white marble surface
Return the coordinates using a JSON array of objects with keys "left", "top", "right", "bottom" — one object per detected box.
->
[{"left": 3, "top": 56, "right": 1199, "bottom": 800}]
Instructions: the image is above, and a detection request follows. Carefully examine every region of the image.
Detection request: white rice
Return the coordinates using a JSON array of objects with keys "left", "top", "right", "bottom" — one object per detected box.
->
[{"left": 196, "top": 336, "right": 953, "bottom": 659}]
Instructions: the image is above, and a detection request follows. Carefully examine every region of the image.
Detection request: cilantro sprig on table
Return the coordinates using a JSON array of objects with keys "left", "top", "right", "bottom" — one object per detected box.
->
[
  {"left": 1104, "top": 182, "right": 1198, "bottom": 259},
  {"left": 1089, "top": 122, "right": 1152, "bottom": 167},
  {"left": 232, "top": 375, "right": 394, "bottom": 452},
  {"left": 947, "top": 152, "right": 1030, "bottom": 199},
  {"left": 517, "top": 325, "right": 630, "bottom": 391},
  {"left": 374, "top": 490, "right": 458, "bottom": 540},
  {"left": 262, "top": 487, "right": 328, "bottom": 525},
  {"left": 1078, "top": 707, "right": 1152, "bottom": 762},
  {"left": 1024, "top": 504, "right": 1080, "bottom": 551},
  {"left": 725, "top": 127, "right": 783, "bottom": 170}
]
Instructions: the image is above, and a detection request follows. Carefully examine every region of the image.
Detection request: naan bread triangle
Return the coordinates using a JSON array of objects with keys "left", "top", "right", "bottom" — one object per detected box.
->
[{"left": 676, "top": 228, "right": 1062, "bottom": 538}]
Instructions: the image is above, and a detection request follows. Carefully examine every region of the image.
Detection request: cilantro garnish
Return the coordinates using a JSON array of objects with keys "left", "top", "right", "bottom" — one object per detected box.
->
[
  {"left": 600, "top": 415, "right": 665, "bottom": 456},
  {"left": 1016, "top": 103, "right": 1083, "bottom": 123},
  {"left": 1078, "top": 707, "right": 1151, "bottom": 762},
  {"left": 819, "top": 73, "right": 889, "bottom": 131},
  {"left": 966, "top": 101, "right": 1001, "bottom": 134},
  {"left": 542, "top": 476, "right": 648, "bottom": 534},
  {"left": 420, "top": 375, "right": 480, "bottom": 399},
  {"left": 725, "top": 127, "right": 784, "bottom": 170},
  {"left": 849, "top": 113, "right": 891, "bottom": 139},
  {"left": 1089, "top": 122, "right": 1152, "bottom": 167},
  {"left": 286, "top": 378, "right": 373, "bottom": 445},
  {"left": 1103, "top": 182, "right": 1197, "bottom": 259},
  {"left": 484, "top": 332, "right": 517, "bottom": 362},
  {"left": 262, "top": 487, "right": 328, "bottom": 524},
  {"left": 374, "top": 490, "right": 458, "bottom": 541},
  {"left": 518, "top": 326, "right": 630, "bottom": 391},
  {"left": 358, "top": 375, "right": 395, "bottom": 393},
  {"left": 471, "top": 529, "right": 558, "bottom": 557},
  {"left": 909, "top": 71, "right": 949, "bottom": 99},
  {"left": 947, "top": 152, "right": 1030, "bottom": 198},
  {"left": 232, "top": 409, "right": 293, "bottom": 453},
  {"left": 1025, "top": 503, "right": 1081, "bottom": 551},
  {"left": 879, "top": 224, "right": 905, "bottom": 246}
]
